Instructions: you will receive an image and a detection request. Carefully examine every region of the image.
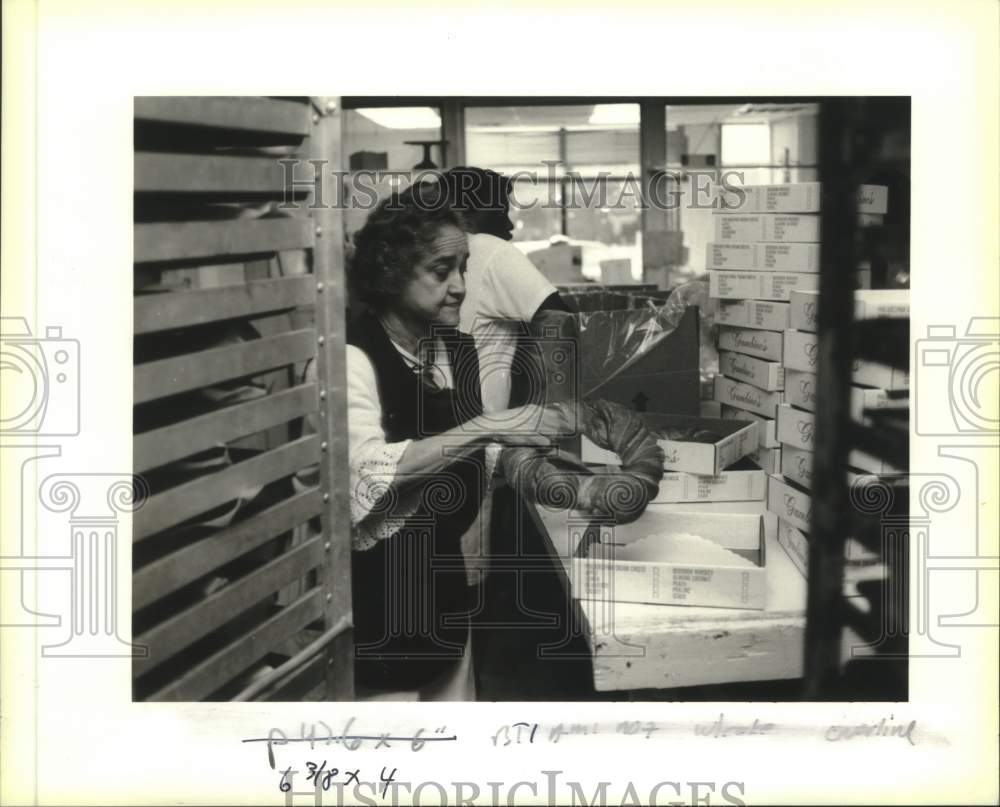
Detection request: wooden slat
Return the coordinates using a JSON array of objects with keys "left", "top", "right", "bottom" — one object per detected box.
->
[
  {"left": 147, "top": 591, "right": 324, "bottom": 701},
  {"left": 134, "top": 329, "right": 315, "bottom": 403},
  {"left": 134, "top": 276, "right": 314, "bottom": 334},
  {"left": 135, "top": 218, "right": 314, "bottom": 263},
  {"left": 134, "top": 97, "right": 310, "bottom": 137},
  {"left": 263, "top": 650, "right": 328, "bottom": 701},
  {"left": 135, "top": 153, "right": 294, "bottom": 194},
  {"left": 135, "top": 436, "right": 319, "bottom": 541},
  {"left": 133, "top": 488, "right": 322, "bottom": 610},
  {"left": 134, "top": 536, "right": 325, "bottom": 678},
  {"left": 134, "top": 384, "right": 316, "bottom": 472}
]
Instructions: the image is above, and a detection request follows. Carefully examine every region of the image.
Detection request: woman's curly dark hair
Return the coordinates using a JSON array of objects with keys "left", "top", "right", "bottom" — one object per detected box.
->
[{"left": 349, "top": 183, "right": 469, "bottom": 310}]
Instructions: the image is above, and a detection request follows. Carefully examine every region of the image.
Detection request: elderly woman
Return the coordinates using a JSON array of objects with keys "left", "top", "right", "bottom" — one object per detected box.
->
[{"left": 341, "top": 193, "right": 565, "bottom": 701}]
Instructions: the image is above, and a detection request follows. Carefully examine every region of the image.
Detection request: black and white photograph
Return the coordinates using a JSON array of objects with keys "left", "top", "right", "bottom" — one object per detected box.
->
[
  {"left": 1, "top": 2, "right": 997, "bottom": 805},
  {"left": 130, "top": 97, "right": 912, "bottom": 704}
]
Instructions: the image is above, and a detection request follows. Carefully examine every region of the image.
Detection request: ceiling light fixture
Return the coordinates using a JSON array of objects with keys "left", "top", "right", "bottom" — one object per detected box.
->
[
  {"left": 354, "top": 107, "right": 442, "bottom": 130},
  {"left": 588, "top": 104, "right": 640, "bottom": 126}
]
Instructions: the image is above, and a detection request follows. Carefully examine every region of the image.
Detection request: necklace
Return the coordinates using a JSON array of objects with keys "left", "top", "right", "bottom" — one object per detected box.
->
[
  {"left": 377, "top": 313, "right": 424, "bottom": 356},
  {"left": 377, "top": 314, "right": 446, "bottom": 391}
]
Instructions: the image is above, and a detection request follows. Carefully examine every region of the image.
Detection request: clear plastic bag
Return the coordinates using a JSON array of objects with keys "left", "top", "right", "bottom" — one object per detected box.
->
[{"left": 576, "top": 280, "right": 708, "bottom": 396}]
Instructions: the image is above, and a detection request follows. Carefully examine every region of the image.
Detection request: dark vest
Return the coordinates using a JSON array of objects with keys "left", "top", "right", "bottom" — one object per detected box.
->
[{"left": 347, "top": 312, "right": 486, "bottom": 691}]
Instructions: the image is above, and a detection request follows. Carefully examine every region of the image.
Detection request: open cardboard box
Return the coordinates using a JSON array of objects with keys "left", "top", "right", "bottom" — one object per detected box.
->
[
  {"left": 580, "top": 413, "right": 758, "bottom": 476},
  {"left": 572, "top": 510, "right": 767, "bottom": 609}
]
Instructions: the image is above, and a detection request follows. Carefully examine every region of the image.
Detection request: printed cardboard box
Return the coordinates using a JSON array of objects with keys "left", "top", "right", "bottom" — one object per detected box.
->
[
  {"left": 715, "top": 299, "right": 791, "bottom": 331},
  {"left": 783, "top": 369, "right": 817, "bottom": 411},
  {"left": 850, "top": 386, "right": 907, "bottom": 422},
  {"left": 573, "top": 511, "right": 767, "bottom": 609},
  {"left": 746, "top": 444, "right": 781, "bottom": 474},
  {"left": 789, "top": 288, "right": 910, "bottom": 332},
  {"left": 716, "top": 182, "right": 822, "bottom": 213},
  {"left": 650, "top": 457, "right": 766, "bottom": 504},
  {"left": 782, "top": 329, "right": 819, "bottom": 373},
  {"left": 715, "top": 182, "right": 887, "bottom": 214},
  {"left": 709, "top": 270, "right": 819, "bottom": 302},
  {"left": 717, "top": 326, "right": 784, "bottom": 362},
  {"left": 780, "top": 444, "right": 815, "bottom": 489},
  {"left": 777, "top": 403, "right": 816, "bottom": 451},
  {"left": 720, "top": 404, "right": 779, "bottom": 448},
  {"left": 780, "top": 442, "right": 902, "bottom": 485},
  {"left": 714, "top": 375, "right": 783, "bottom": 419},
  {"left": 852, "top": 359, "right": 909, "bottom": 391},
  {"left": 789, "top": 290, "right": 819, "bottom": 332},
  {"left": 719, "top": 350, "right": 785, "bottom": 391},
  {"left": 706, "top": 242, "right": 820, "bottom": 273},
  {"left": 786, "top": 369, "right": 910, "bottom": 411},
  {"left": 713, "top": 213, "right": 820, "bottom": 243},
  {"left": 581, "top": 413, "right": 758, "bottom": 476},
  {"left": 767, "top": 474, "right": 812, "bottom": 533}
]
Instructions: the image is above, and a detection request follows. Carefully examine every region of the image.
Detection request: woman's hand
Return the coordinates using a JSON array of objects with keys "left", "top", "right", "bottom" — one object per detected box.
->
[{"left": 474, "top": 403, "right": 577, "bottom": 444}]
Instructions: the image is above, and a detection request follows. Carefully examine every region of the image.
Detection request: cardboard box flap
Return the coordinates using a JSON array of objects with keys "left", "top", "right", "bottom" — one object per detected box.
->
[
  {"left": 588, "top": 509, "right": 764, "bottom": 553},
  {"left": 571, "top": 511, "right": 768, "bottom": 609},
  {"left": 642, "top": 413, "right": 759, "bottom": 474}
]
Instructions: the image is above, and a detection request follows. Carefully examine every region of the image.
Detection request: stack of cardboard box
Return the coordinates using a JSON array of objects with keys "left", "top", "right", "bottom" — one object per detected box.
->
[
  {"left": 770, "top": 286, "right": 909, "bottom": 582},
  {"left": 709, "top": 182, "right": 830, "bottom": 476}
]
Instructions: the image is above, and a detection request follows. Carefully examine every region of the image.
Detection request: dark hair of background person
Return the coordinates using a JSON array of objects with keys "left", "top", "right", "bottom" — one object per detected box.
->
[
  {"left": 443, "top": 166, "right": 515, "bottom": 241},
  {"left": 349, "top": 192, "right": 470, "bottom": 311}
]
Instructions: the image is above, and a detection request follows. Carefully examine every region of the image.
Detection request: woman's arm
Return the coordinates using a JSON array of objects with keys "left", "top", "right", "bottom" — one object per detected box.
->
[
  {"left": 394, "top": 405, "right": 558, "bottom": 484},
  {"left": 346, "top": 347, "right": 570, "bottom": 524}
]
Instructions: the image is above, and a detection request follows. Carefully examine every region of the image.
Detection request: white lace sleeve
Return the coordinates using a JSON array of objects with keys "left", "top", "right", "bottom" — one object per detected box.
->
[{"left": 347, "top": 346, "right": 422, "bottom": 551}]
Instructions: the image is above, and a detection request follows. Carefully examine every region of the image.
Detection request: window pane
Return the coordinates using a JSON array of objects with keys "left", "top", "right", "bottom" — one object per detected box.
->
[
  {"left": 507, "top": 180, "right": 561, "bottom": 244},
  {"left": 721, "top": 123, "right": 771, "bottom": 165},
  {"left": 466, "top": 104, "right": 641, "bottom": 281},
  {"left": 342, "top": 106, "right": 442, "bottom": 237}
]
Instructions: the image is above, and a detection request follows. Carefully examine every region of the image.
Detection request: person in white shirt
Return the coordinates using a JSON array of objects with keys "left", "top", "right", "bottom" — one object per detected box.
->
[{"left": 443, "top": 167, "right": 571, "bottom": 413}]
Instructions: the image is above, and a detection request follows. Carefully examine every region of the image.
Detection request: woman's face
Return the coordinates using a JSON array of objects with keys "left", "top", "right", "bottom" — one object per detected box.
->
[{"left": 396, "top": 223, "right": 469, "bottom": 327}]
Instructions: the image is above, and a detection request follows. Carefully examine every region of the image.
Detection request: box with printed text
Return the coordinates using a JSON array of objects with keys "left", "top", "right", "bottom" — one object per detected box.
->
[
  {"left": 720, "top": 404, "right": 779, "bottom": 448},
  {"left": 714, "top": 375, "right": 784, "bottom": 419},
  {"left": 767, "top": 474, "right": 812, "bottom": 533},
  {"left": 776, "top": 403, "right": 816, "bottom": 451},
  {"left": 717, "top": 326, "right": 784, "bottom": 362},
  {"left": 572, "top": 511, "right": 767, "bottom": 609},
  {"left": 782, "top": 329, "right": 819, "bottom": 373},
  {"left": 719, "top": 350, "right": 785, "bottom": 391},
  {"left": 714, "top": 213, "right": 820, "bottom": 243},
  {"left": 746, "top": 444, "right": 781, "bottom": 474},
  {"left": 709, "top": 270, "right": 820, "bottom": 302},
  {"left": 706, "top": 242, "right": 820, "bottom": 272},
  {"left": 715, "top": 182, "right": 887, "bottom": 214},
  {"left": 789, "top": 289, "right": 910, "bottom": 332},
  {"left": 715, "top": 299, "right": 791, "bottom": 331},
  {"left": 581, "top": 413, "right": 758, "bottom": 476}
]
